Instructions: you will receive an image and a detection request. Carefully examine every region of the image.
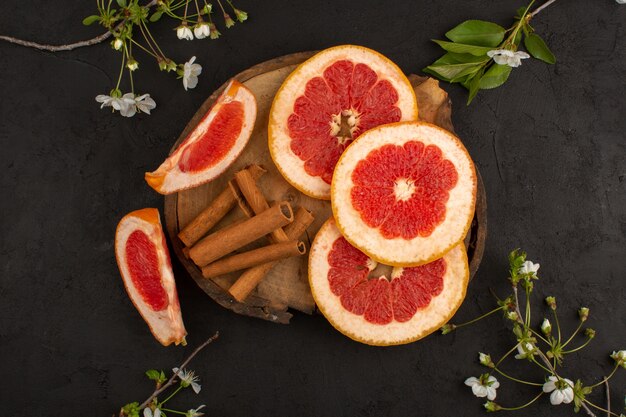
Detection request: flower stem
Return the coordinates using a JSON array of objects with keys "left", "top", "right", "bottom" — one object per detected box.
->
[
  {"left": 160, "top": 408, "right": 187, "bottom": 416},
  {"left": 450, "top": 306, "right": 505, "bottom": 329},
  {"left": 159, "top": 385, "right": 183, "bottom": 406},
  {"left": 552, "top": 308, "right": 562, "bottom": 344},
  {"left": 493, "top": 344, "right": 519, "bottom": 369},
  {"left": 589, "top": 364, "right": 619, "bottom": 388},
  {"left": 561, "top": 320, "right": 583, "bottom": 348},
  {"left": 498, "top": 391, "right": 544, "bottom": 411},
  {"left": 141, "top": 21, "right": 166, "bottom": 59},
  {"left": 562, "top": 337, "right": 593, "bottom": 354},
  {"left": 504, "top": 0, "right": 536, "bottom": 48},
  {"left": 583, "top": 399, "right": 620, "bottom": 417},
  {"left": 524, "top": 285, "right": 531, "bottom": 327},
  {"left": 493, "top": 366, "right": 543, "bottom": 386},
  {"left": 115, "top": 49, "right": 126, "bottom": 90},
  {"left": 129, "top": 38, "right": 159, "bottom": 59},
  {"left": 530, "top": 356, "right": 553, "bottom": 374},
  {"left": 528, "top": 328, "right": 550, "bottom": 345}
]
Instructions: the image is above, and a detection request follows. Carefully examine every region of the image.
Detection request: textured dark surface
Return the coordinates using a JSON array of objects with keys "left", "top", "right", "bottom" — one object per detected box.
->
[{"left": 0, "top": 1, "right": 625, "bottom": 416}]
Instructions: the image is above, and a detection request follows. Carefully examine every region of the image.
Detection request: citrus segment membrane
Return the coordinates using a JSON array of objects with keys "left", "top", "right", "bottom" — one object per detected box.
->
[
  {"left": 270, "top": 45, "right": 418, "bottom": 199},
  {"left": 309, "top": 219, "right": 469, "bottom": 346},
  {"left": 332, "top": 122, "right": 477, "bottom": 266},
  {"left": 115, "top": 208, "right": 187, "bottom": 346},
  {"left": 145, "top": 79, "right": 257, "bottom": 195}
]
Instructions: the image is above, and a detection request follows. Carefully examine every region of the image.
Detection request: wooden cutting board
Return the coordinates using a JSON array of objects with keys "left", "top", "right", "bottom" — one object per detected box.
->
[{"left": 163, "top": 51, "right": 487, "bottom": 324}]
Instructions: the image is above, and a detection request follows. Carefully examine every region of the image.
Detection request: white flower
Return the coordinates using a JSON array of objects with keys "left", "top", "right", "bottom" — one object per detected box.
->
[
  {"left": 143, "top": 408, "right": 161, "bottom": 417},
  {"left": 543, "top": 376, "right": 574, "bottom": 405},
  {"left": 617, "top": 0, "right": 626, "bottom": 4},
  {"left": 478, "top": 352, "right": 493, "bottom": 367},
  {"left": 173, "top": 367, "right": 201, "bottom": 394},
  {"left": 515, "top": 341, "right": 536, "bottom": 359},
  {"left": 112, "top": 38, "right": 124, "bottom": 50},
  {"left": 193, "top": 22, "right": 210, "bottom": 39},
  {"left": 95, "top": 93, "right": 136, "bottom": 117},
  {"left": 611, "top": 350, "right": 626, "bottom": 368},
  {"left": 518, "top": 260, "right": 540, "bottom": 277},
  {"left": 182, "top": 56, "right": 202, "bottom": 90},
  {"left": 177, "top": 24, "right": 194, "bottom": 40},
  {"left": 487, "top": 49, "right": 531, "bottom": 68},
  {"left": 465, "top": 375, "right": 499, "bottom": 401},
  {"left": 135, "top": 94, "right": 157, "bottom": 115},
  {"left": 186, "top": 405, "right": 205, "bottom": 417},
  {"left": 541, "top": 318, "right": 552, "bottom": 335},
  {"left": 126, "top": 58, "right": 139, "bottom": 71}
]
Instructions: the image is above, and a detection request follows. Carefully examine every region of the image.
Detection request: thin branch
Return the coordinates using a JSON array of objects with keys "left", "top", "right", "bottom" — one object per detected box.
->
[
  {"left": 131, "top": 331, "right": 220, "bottom": 413},
  {"left": 0, "top": 31, "right": 113, "bottom": 52},
  {"left": 530, "top": 0, "right": 559, "bottom": 17},
  {"left": 605, "top": 377, "right": 610, "bottom": 417}
]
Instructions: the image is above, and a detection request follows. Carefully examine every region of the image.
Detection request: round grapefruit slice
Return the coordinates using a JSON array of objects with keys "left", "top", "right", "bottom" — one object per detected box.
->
[
  {"left": 309, "top": 218, "right": 469, "bottom": 346},
  {"left": 115, "top": 208, "right": 187, "bottom": 346},
  {"left": 332, "top": 121, "right": 476, "bottom": 266},
  {"left": 146, "top": 79, "right": 257, "bottom": 195},
  {"left": 269, "top": 45, "right": 418, "bottom": 200}
]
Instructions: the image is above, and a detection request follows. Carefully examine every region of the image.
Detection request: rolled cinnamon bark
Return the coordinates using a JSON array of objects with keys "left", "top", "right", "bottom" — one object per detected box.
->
[
  {"left": 234, "top": 169, "right": 289, "bottom": 242},
  {"left": 177, "top": 164, "right": 265, "bottom": 247},
  {"left": 201, "top": 240, "right": 305, "bottom": 279},
  {"left": 189, "top": 202, "right": 294, "bottom": 267},
  {"left": 229, "top": 207, "right": 314, "bottom": 302}
]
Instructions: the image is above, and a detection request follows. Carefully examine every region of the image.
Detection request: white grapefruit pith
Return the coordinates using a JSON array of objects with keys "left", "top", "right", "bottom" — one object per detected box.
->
[
  {"left": 309, "top": 218, "right": 469, "bottom": 346},
  {"left": 146, "top": 79, "right": 257, "bottom": 195},
  {"left": 115, "top": 208, "right": 187, "bottom": 346},
  {"left": 331, "top": 121, "right": 477, "bottom": 266},
  {"left": 269, "top": 45, "right": 418, "bottom": 200}
]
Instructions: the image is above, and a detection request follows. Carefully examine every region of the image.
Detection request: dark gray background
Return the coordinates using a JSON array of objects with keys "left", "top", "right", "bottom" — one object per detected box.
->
[{"left": 0, "top": 1, "right": 624, "bottom": 416}]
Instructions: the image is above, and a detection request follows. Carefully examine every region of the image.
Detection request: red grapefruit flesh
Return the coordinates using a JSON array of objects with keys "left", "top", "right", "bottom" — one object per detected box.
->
[
  {"left": 309, "top": 218, "right": 469, "bottom": 346},
  {"left": 332, "top": 121, "right": 477, "bottom": 266},
  {"left": 146, "top": 79, "right": 257, "bottom": 194},
  {"left": 115, "top": 208, "right": 187, "bottom": 346},
  {"left": 269, "top": 45, "right": 418, "bottom": 199}
]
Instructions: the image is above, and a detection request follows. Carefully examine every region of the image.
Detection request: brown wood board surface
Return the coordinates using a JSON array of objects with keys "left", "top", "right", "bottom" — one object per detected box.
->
[{"left": 163, "top": 51, "right": 487, "bottom": 324}]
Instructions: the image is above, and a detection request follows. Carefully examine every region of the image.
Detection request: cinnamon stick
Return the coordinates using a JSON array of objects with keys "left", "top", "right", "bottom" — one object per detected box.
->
[
  {"left": 177, "top": 164, "right": 265, "bottom": 247},
  {"left": 229, "top": 207, "right": 315, "bottom": 302},
  {"left": 201, "top": 240, "right": 306, "bottom": 279},
  {"left": 189, "top": 202, "right": 294, "bottom": 267},
  {"left": 234, "top": 169, "right": 289, "bottom": 243}
]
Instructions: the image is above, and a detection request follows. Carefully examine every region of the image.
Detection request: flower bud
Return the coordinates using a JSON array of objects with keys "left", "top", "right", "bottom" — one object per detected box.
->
[
  {"left": 209, "top": 23, "right": 221, "bottom": 39},
  {"left": 506, "top": 311, "right": 519, "bottom": 322},
  {"left": 584, "top": 328, "right": 595, "bottom": 339},
  {"left": 127, "top": 58, "right": 139, "bottom": 71},
  {"left": 545, "top": 296, "right": 557, "bottom": 310},
  {"left": 610, "top": 350, "right": 625, "bottom": 369},
  {"left": 484, "top": 401, "right": 501, "bottom": 412},
  {"left": 111, "top": 37, "right": 124, "bottom": 51},
  {"left": 541, "top": 318, "right": 552, "bottom": 336},
  {"left": 234, "top": 8, "right": 248, "bottom": 22},
  {"left": 224, "top": 13, "right": 235, "bottom": 28},
  {"left": 440, "top": 324, "right": 456, "bottom": 334},
  {"left": 203, "top": 3, "right": 212, "bottom": 14},
  {"left": 578, "top": 307, "right": 589, "bottom": 322},
  {"left": 479, "top": 352, "right": 495, "bottom": 368}
]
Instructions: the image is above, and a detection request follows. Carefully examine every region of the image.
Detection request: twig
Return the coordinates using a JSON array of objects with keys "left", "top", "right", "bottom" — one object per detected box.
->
[
  {"left": 530, "top": 0, "right": 559, "bottom": 17},
  {"left": 129, "top": 331, "right": 220, "bottom": 414},
  {"left": 604, "top": 377, "right": 610, "bottom": 417},
  {"left": 0, "top": 32, "right": 113, "bottom": 52}
]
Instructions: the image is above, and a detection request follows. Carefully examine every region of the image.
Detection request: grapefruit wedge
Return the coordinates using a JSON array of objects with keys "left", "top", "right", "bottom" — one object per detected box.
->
[
  {"left": 309, "top": 219, "right": 469, "bottom": 346},
  {"left": 332, "top": 121, "right": 477, "bottom": 266},
  {"left": 146, "top": 79, "right": 257, "bottom": 194},
  {"left": 115, "top": 208, "right": 187, "bottom": 346},
  {"left": 269, "top": 45, "right": 418, "bottom": 200}
]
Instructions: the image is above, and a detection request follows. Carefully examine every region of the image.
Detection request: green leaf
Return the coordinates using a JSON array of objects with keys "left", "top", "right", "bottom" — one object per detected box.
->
[
  {"left": 149, "top": 11, "right": 163, "bottom": 22},
  {"left": 445, "top": 20, "right": 506, "bottom": 47},
  {"left": 524, "top": 33, "right": 556, "bottom": 64},
  {"left": 432, "top": 40, "right": 492, "bottom": 57},
  {"left": 82, "top": 15, "right": 100, "bottom": 25},
  {"left": 424, "top": 52, "right": 487, "bottom": 82},
  {"left": 146, "top": 369, "right": 161, "bottom": 381},
  {"left": 116, "top": 0, "right": 127, "bottom": 7},
  {"left": 479, "top": 64, "right": 512, "bottom": 89},
  {"left": 466, "top": 68, "right": 484, "bottom": 105}
]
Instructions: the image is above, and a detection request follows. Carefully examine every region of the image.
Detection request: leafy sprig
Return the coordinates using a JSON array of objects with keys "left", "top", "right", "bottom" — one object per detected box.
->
[
  {"left": 443, "top": 251, "right": 625, "bottom": 416},
  {"left": 424, "top": 0, "right": 557, "bottom": 105}
]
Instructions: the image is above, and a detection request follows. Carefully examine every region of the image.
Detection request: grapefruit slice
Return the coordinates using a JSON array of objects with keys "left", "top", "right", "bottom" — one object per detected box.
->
[
  {"left": 145, "top": 79, "right": 257, "bottom": 194},
  {"left": 115, "top": 208, "right": 187, "bottom": 346},
  {"left": 309, "top": 218, "right": 469, "bottom": 346},
  {"left": 332, "top": 121, "right": 476, "bottom": 266},
  {"left": 269, "top": 45, "right": 418, "bottom": 200}
]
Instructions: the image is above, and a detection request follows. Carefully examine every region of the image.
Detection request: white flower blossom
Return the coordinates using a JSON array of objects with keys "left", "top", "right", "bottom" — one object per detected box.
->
[
  {"left": 112, "top": 38, "right": 124, "bottom": 50},
  {"left": 173, "top": 367, "right": 201, "bottom": 394},
  {"left": 134, "top": 94, "right": 157, "bottom": 115},
  {"left": 182, "top": 56, "right": 202, "bottom": 90},
  {"left": 193, "top": 22, "right": 210, "bottom": 39},
  {"left": 177, "top": 24, "right": 194, "bottom": 40},
  {"left": 515, "top": 341, "right": 536, "bottom": 359},
  {"left": 518, "top": 260, "right": 540, "bottom": 277},
  {"left": 465, "top": 375, "right": 499, "bottom": 400},
  {"left": 541, "top": 318, "right": 552, "bottom": 335},
  {"left": 487, "top": 49, "right": 530, "bottom": 68},
  {"left": 617, "top": 0, "right": 626, "bottom": 4},
  {"left": 143, "top": 408, "right": 161, "bottom": 417},
  {"left": 186, "top": 405, "right": 205, "bottom": 417},
  {"left": 543, "top": 376, "right": 574, "bottom": 405}
]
